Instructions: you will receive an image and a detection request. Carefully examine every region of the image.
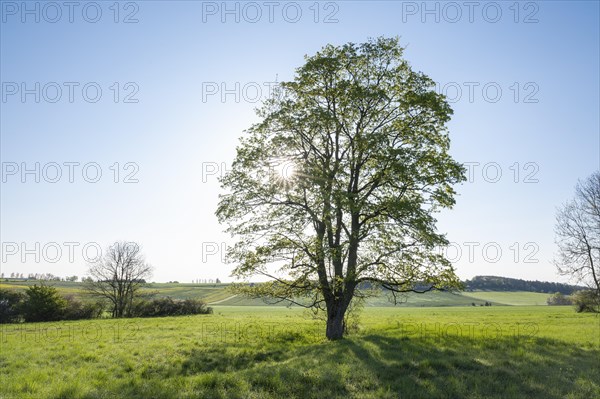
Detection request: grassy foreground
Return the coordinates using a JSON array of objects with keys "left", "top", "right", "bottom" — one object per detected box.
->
[{"left": 1, "top": 306, "right": 598, "bottom": 399}]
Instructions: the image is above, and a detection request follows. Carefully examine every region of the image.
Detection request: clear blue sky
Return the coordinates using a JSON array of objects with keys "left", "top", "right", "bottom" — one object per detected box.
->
[{"left": 1, "top": 1, "right": 598, "bottom": 283}]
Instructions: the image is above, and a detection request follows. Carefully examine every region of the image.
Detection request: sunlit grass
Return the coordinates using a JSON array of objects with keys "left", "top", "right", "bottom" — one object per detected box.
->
[{"left": 1, "top": 306, "right": 598, "bottom": 398}]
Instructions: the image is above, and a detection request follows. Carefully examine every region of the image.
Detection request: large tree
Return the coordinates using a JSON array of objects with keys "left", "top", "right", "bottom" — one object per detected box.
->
[
  {"left": 217, "top": 37, "right": 466, "bottom": 339},
  {"left": 554, "top": 171, "right": 600, "bottom": 305},
  {"left": 84, "top": 241, "right": 152, "bottom": 318}
]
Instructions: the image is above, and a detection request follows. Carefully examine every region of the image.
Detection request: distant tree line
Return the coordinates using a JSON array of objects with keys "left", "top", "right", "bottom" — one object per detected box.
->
[
  {"left": 192, "top": 278, "right": 221, "bottom": 284},
  {"left": 1, "top": 273, "right": 79, "bottom": 282},
  {"left": 471, "top": 301, "right": 492, "bottom": 307},
  {"left": 464, "top": 276, "right": 585, "bottom": 295},
  {"left": 1, "top": 273, "right": 225, "bottom": 285}
]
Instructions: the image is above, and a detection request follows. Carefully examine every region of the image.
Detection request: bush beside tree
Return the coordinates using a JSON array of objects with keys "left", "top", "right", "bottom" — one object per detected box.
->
[
  {"left": 131, "top": 297, "right": 212, "bottom": 317},
  {"left": 547, "top": 292, "right": 573, "bottom": 306},
  {"left": 0, "top": 289, "right": 26, "bottom": 323},
  {"left": 1, "top": 287, "right": 212, "bottom": 323},
  {"left": 571, "top": 290, "right": 600, "bottom": 313},
  {"left": 19, "top": 284, "right": 67, "bottom": 322},
  {"left": 62, "top": 295, "right": 105, "bottom": 320},
  {"left": 1, "top": 285, "right": 105, "bottom": 323}
]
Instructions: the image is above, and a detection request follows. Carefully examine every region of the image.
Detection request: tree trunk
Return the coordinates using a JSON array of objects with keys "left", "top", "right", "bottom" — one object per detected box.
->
[{"left": 326, "top": 304, "right": 346, "bottom": 340}]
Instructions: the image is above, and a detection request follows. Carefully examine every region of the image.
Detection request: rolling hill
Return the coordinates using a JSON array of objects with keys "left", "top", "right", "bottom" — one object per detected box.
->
[{"left": 2, "top": 275, "right": 582, "bottom": 307}]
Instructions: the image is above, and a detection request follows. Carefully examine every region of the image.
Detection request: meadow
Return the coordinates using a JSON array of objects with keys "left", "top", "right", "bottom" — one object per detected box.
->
[{"left": 1, "top": 305, "right": 598, "bottom": 399}]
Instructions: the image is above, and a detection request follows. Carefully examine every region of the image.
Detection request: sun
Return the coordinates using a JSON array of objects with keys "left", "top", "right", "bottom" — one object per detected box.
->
[{"left": 269, "top": 157, "right": 296, "bottom": 182}]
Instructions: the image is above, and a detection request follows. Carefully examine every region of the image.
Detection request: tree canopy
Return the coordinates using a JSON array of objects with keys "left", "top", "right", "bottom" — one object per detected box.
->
[{"left": 217, "top": 37, "right": 466, "bottom": 339}]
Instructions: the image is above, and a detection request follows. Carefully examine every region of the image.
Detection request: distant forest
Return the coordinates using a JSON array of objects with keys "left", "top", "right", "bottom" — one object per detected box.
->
[{"left": 464, "top": 275, "right": 586, "bottom": 295}]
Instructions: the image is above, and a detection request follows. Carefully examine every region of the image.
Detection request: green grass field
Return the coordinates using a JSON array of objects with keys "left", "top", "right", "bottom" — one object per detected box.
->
[
  {"left": 460, "top": 291, "right": 552, "bottom": 306},
  {"left": 1, "top": 306, "right": 598, "bottom": 398}
]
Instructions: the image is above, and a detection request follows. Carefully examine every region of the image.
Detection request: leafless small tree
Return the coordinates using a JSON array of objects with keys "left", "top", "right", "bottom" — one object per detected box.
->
[
  {"left": 84, "top": 241, "right": 152, "bottom": 318},
  {"left": 554, "top": 171, "right": 600, "bottom": 302}
]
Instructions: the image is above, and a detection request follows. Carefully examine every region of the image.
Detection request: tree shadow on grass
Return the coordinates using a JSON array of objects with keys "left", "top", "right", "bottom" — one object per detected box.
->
[
  {"left": 179, "top": 347, "right": 287, "bottom": 374},
  {"left": 237, "top": 333, "right": 598, "bottom": 399},
  {"left": 92, "top": 332, "right": 599, "bottom": 399},
  {"left": 340, "top": 333, "right": 600, "bottom": 399}
]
